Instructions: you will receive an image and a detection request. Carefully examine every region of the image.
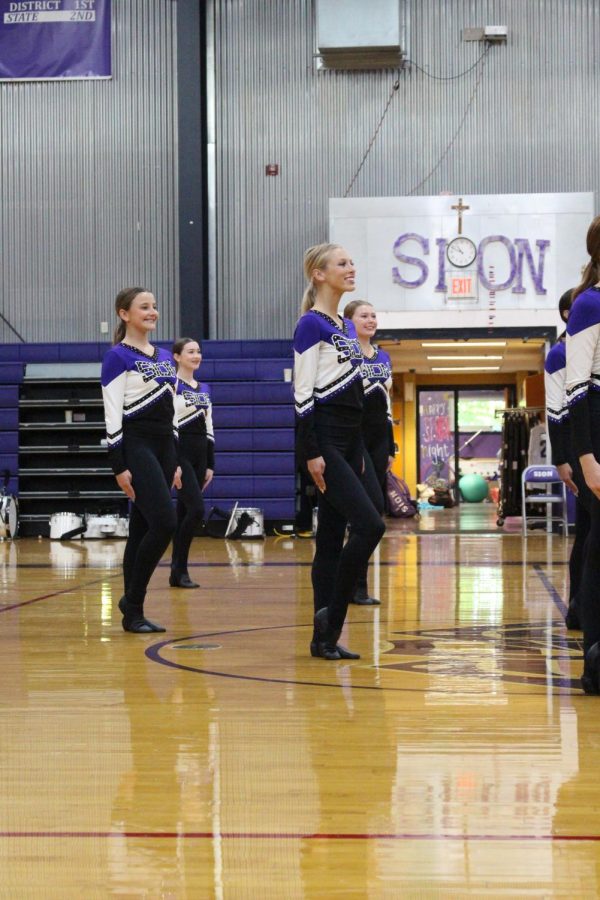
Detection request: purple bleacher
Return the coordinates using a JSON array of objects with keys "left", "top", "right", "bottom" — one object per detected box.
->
[
  {"left": 0, "top": 386, "right": 18, "bottom": 405},
  {"left": 253, "top": 406, "right": 294, "bottom": 427},
  {"left": 0, "top": 432, "right": 18, "bottom": 453},
  {"left": 218, "top": 429, "right": 294, "bottom": 452},
  {"left": 0, "top": 410, "right": 18, "bottom": 429},
  {"left": 216, "top": 406, "right": 293, "bottom": 428},
  {"left": 200, "top": 340, "right": 292, "bottom": 360},
  {"left": 1, "top": 339, "right": 296, "bottom": 524},
  {"left": 211, "top": 383, "right": 292, "bottom": 404},
  {"left": 207, "top": 359, "right": 291, "bottom": 381},
  {"left": 215, "top": 453, "right": 292, "bottom": 476},
  {"left": 203, "top": 475, "right": 294, "bottom": 497},
  {"left": 0, "top": 455, "right": 18, "bottom": 476},
  {"left": 0, "top": 363, "right": 25, "bottom": 382}
]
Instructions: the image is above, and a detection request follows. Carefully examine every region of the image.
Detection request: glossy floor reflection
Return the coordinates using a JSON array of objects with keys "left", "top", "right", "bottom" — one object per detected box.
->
[{"left": 1, "top": 527, "right": 598, "bottom": 898}]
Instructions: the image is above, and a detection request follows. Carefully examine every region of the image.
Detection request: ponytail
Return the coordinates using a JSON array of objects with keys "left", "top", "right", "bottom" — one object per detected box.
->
[
  {"left": 300, "top": 242, "right": 342, "bottom": 316},
  {"left": 112, "top": 286, "right": 147, "bottom": 345},
  {"left": 113, "top": 320, "right": 127, "bottom": 345},
  {"left": 300, "top": 284, "right": 316, "bottom": 315},
  {"left": 572, "top": 259, "right": 600, "bottom": 305}
]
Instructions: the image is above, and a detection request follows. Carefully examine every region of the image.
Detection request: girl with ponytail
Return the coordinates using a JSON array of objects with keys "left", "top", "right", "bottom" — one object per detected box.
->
[
  {"left": 169, "top": 337, "right": 215, "bottom": 589},
  {"left": 565, "top": 215, "right": 600, "bottom": 690},
  {"left": 293, "top": 243, "right": 385, "bottom": 660},
  {"left": 101, "top": 287, "right": 181, "bottom": 633},
  {"left": 343, "top": 299, "right": 395, "bottom": 606}
]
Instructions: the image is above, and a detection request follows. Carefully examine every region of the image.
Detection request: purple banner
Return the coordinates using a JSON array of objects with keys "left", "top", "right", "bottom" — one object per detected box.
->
[
  {"left": 0, "top": 0, "right": 111, "bottom": 80},
  {"left": 419, "top": 391, "right": 455, "bottom": 484}
]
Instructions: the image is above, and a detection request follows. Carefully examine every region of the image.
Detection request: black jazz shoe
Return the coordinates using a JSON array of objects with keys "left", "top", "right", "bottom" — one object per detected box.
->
[
  {"left": 582, "top": 643, "right": 600, "bottom": 695},
  {"left": 565, "top": 600, "right": 581, "bottom": 631},
  {"left": 311, "top": 607, "right": 360, "bottom": 660},
  {"left": 169, "top": 572, "right": 200, "bottom": 589},
  {"left": 350, "top": 585, "right": 381, "bottom": 606},
  {"left": 310, "top": 633, "right": 361, "bottom": 660},
  {"left": 118, "top": 596, "right": 166, "bottom": 633}
]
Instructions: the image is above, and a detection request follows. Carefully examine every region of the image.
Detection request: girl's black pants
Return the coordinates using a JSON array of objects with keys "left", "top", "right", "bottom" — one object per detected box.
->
[
  {"left": 171, "top": 434, "right": 207, "bottom": 576},
  {"left": 355, "top": 424, "right": 388, "bottom": 591},
  {"left": 575, "top": 396, "right": 600, "bottom": 653},
  {"left": 311, "top": 416, "right": 385, "bottom": 632},
  {"left": 122, "top": 431, "right": 178, "bottom": 609}
]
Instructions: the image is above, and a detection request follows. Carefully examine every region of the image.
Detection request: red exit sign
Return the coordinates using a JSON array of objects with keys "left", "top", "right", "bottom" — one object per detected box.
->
[{"left": 447, "top": 271, "right": 477, "bottom": 300}]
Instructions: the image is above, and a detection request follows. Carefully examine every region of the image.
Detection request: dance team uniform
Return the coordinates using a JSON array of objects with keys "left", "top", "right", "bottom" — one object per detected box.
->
[
  {"left": 294, "top": 309, "right": 385, "bottom": 656},
  {"left": 545, "top": 338, "right": 590, "bottom": 629},
  {"left": 170, "top": 379, "right": 215, "bottom": 585},
  {"left": 566, "top": 287, "right": 600, "bottom": 688},
  {"left": 351, "top": 345, "right": 395, "bottom": 604},
  {"left": 101, "top": 342, "right": 178, "bottom": 628},
  {"left": 361, "top": 345, "right": 395, "bottom": 489}
]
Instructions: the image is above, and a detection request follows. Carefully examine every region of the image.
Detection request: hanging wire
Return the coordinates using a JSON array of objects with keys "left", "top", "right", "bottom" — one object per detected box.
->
[
  {"left": 343, "top": 43, "right": 492, "bottom": 198},
  {"left": 406, "top": 44, "right": 491, "bottom": 195},
  {"left": 403, "top": 45, "right": 490, "bottom": 81},
  {"left": 344, "top": 79, "right": 400, "bottom": 197}
]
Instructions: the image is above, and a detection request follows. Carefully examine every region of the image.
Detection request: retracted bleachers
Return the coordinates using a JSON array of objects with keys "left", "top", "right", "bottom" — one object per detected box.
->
[
  {"left": 196, "top": 340, "right": 295, "bottom": 520},
  {"left": 0, "top": 340, "right": 295, "bottom": 535},
  {"left": 0, "top": 361, "right": 22, "bottom": 499}
]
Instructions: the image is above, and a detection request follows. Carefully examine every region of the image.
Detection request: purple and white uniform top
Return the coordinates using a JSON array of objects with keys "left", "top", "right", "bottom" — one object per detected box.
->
[
  {"left": 566, "top": 287, "right": 600, "bottom": 458},
  {"left": 293, "top": 309, "right": 363, "bottom": 462},
  {"left": 101, "top": 342, "right": 178, "bottom": 475}
]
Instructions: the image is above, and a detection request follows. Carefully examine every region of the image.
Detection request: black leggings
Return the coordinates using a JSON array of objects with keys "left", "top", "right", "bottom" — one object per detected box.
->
[
  {"left": 578, "top": 499, "right": 600, "bottom": 654},
  {"left": 122, "top": 431, "right": 178, "bottom": 609},
  {"left": 365, "top": 426, "right": 390, "bottom": 499},
  {"left": 171, "top": 437, "right": 207, "bottom": 575},
  {"left": 355, "top": 428, "right": 387, "bottom": 591},
  {"left": 312, "top": 422, "right": 386, "bottom": 631},
  {"left": 576, "top": 398, "right": 600, "bottom": 653},
  {"left": 570, "top": 501, "right": 590, "bottom": 607}
]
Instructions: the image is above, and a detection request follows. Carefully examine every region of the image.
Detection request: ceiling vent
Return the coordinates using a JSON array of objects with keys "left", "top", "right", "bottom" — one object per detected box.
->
[{"left": 316, "top": 0, "right": 405, "bottom": 70}]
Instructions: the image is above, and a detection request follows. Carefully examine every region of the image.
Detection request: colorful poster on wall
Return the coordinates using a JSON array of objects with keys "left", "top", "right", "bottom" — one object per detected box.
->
[
  {"left": 419, "top": 390, "right": 455, "bottom": 485},
  {"left": 0, "top": 0, "right": 111, "bottom": 80}
]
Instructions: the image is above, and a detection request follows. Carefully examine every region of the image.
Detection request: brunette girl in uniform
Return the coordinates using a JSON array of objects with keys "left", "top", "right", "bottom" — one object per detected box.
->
[
  {"left": 101, "top": 287, "right": 181, "bottom": 633},
  {"left": 169, "top": 338, "right": 215, "bottom": 588},
  {"left": 344, "top": 299, "right": 395, "bottom": 605}
]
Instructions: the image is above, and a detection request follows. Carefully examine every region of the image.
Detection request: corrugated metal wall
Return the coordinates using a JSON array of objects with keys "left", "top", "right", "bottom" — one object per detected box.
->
[
  {"left": 0, "top": 0, "right": 178, "bottom": 344},
  {"left": 212, "top": 0, "right": 600, "bottom": 338}
]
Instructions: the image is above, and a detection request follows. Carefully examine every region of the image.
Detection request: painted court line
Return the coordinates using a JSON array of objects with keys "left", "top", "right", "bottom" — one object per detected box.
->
[
  {"left": 0, "top": 830, "right": 598, "bottom": 842},
  {"left": 533, "top": 563, "right": 568, "bottom": 618},
  {"left": 0, "top": 575, "right": 119, "bottom": 614}
]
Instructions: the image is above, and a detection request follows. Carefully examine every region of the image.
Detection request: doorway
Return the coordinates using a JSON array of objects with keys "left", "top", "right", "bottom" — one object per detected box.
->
[{"left": 417, "top": 386, "right": 515, "bottom": 501}]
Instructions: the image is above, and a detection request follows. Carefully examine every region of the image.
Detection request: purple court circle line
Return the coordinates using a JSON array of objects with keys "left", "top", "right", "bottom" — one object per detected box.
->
[{"left": 145, "top": 617, "right": 582, "bottom": 697}]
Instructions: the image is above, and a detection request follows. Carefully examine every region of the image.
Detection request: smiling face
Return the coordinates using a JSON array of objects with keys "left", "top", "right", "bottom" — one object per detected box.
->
[
  {"left": 119, "top": 291, "right": 158, "bottom": 334},
  {"left": 313, "top": 247, "right": 356, "bottom": 295},
  {"left": 174, "top": 340, "right": 202, "bottom": 374},
  {"left": 349, "top": 303, "right": 377, "bottom": 341}
]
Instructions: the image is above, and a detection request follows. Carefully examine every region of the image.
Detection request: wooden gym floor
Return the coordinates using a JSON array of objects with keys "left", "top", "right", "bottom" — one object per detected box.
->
[{"left": 1, "top": 521, "right": 599, "bottom": 898}]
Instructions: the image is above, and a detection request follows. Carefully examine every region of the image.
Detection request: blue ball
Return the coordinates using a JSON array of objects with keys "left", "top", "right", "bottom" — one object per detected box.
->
[{"left": 459, "top": 473, "right": 489, "bottom": 503}]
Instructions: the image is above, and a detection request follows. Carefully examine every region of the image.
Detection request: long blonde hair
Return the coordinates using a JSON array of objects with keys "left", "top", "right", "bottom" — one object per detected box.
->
[
  {"left": 572, "top": 216, "right": 600, "bottom": 304},
  {"left": 300, "top": 243, "right": 342, "bottom": 314}
]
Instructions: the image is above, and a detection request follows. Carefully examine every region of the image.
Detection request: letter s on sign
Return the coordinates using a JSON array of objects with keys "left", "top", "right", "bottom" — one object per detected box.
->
[{"left": 392, "top": 233, "right": 429, "bottom": 288}]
